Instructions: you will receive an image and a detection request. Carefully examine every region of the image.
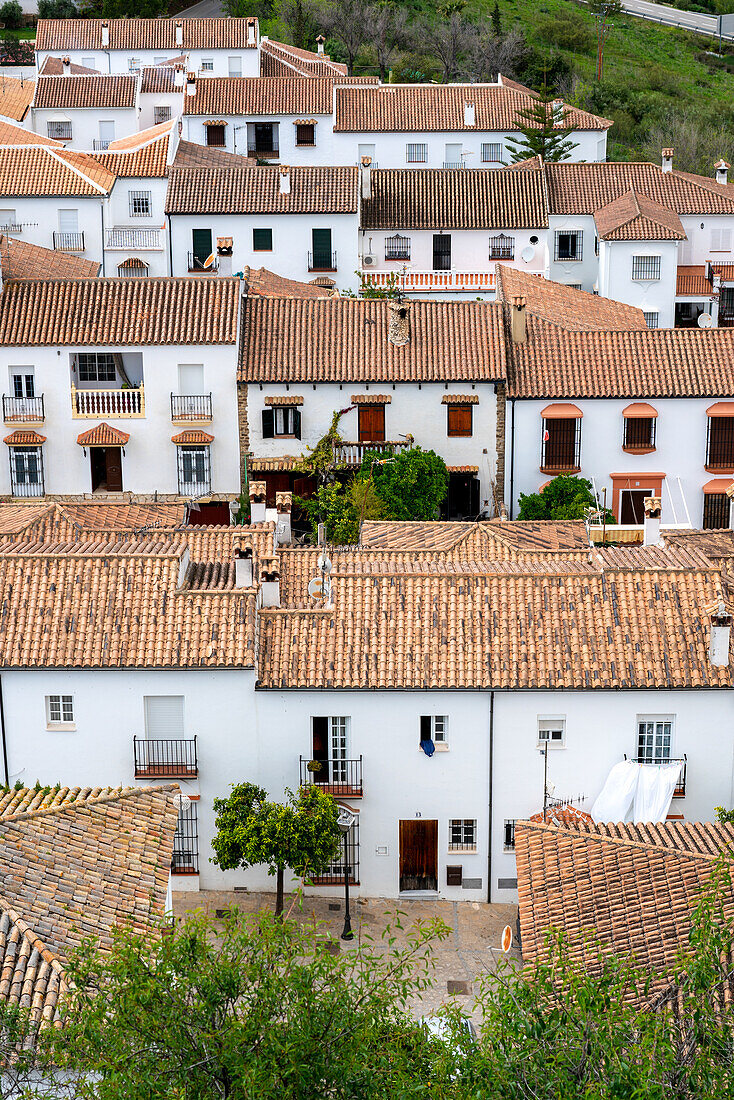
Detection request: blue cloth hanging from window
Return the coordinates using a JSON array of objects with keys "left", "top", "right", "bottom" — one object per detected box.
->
[{"left": 420, "top": 738, "right": 435, "bottom": 757}]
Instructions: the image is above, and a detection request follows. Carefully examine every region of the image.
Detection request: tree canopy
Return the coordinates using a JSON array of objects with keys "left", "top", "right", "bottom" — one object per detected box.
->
[
  {"left": 518, "top": 474, "right": 612, "bottom": 521},
  {"left": 506, "top": 81, "right": 576, "bottom": 163}
]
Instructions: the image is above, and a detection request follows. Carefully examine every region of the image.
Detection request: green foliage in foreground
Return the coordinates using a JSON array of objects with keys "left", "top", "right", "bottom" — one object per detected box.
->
[{"left": 518, "top": 474, "right": 614, "bottom": 522}]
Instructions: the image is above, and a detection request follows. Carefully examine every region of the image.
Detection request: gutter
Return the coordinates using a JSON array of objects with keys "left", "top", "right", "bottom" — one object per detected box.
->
[
  {"left": 167, "top": 212, "right": 173, "bottom": 276},
  {"left": 100, "top": 198, "right": 106, "bottom": 275}
]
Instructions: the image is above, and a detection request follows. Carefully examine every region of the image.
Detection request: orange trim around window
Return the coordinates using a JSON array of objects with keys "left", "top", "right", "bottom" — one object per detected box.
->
[
  {"left": 622, "top": 402, "right": 658, "bottom": 419},
  {"left": 541, "top": 402, "right": 583, "bottom": 419},
  {"left": 610, "top": 472, "right": 666, "bottom": 522},
  {"left": 703, "top": 478, "right": 734, "bottom": 493},
  {"left": 707, "top": 402, "right": 734, "bottom": 417}
]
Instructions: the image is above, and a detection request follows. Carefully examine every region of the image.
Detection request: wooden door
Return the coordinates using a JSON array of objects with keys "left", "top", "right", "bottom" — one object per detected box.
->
[
  {"left": 105, "top": 447, "right": 123, "bottom": 492},
  {"left": 358, "top": 405, "right": 385, "bottom": 443},
  {"left": 399, "top": 820, "right": 438, "bottom": 892},
  {"left": 620, "top": 489, "right": 649, "bottom": 524},
  {"left": 311, "top": 716, "right": 330, "bottom": 784},
  {"left": 90, "top": 448, "right": 106, "bottom": 492}
]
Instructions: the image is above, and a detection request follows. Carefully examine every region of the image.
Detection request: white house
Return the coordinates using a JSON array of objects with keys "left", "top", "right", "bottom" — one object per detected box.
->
[
  {"left": 0, "top": 278, "right": 242, "bottom": 503},
  {"left": 139, "top": 62, "right": 185, "bottom": 132},
  {"left": 30, "top": 72, "right": 141, "bottom": 151},
  {"left": 35, "top": 17, "right": 260, "bottom": 78}
]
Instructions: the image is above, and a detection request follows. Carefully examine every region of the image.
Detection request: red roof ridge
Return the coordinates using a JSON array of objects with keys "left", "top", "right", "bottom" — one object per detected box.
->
[{"left": 515, "top": 818, "right": 716, "bottom": 862}]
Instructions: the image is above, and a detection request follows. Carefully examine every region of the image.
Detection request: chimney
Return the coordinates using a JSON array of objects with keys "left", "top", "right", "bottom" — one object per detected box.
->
[
  {"left": 387, "top": 297, "right": 410, "bottom": 346},
  {"left": 249, "top": 480, "right": 266, "bottom": 524},
  {"left": 175, "top": 19, "right": 183, "bottom": 47},
  {"left": 259, "top": 559, "right": 281, "bottom": 608},
  {"left": 316, "top": 34, "right": 325, "bottom": 55},
  {"left": 233, "top": 541, "right": 254, "bottom": 588},
  {"left": 510, "top": 295, "right": 526, "bottom": 344},
  {"left": 643, "top": 495, "right": 662, "bottom": 546},
  {"left": 177, "top": 546, "right": 190, "bottom": 588},
  {"left": 275, "top": 491, "right": 292, "bottom": 545},
  {"left": 186, "top": 73, "right": 196, "bottom": 98},
  {"left": 360, "top": 155, "right": 372, "bottom": 200},
  {"left": 661, "top": 147, "right": 673, "bottom": 174},
  {"left": 709, "top": 599, "right": 732, "bottom": 667},
  {"left": 62, "top": 56, "right": 71, "bottom": 75},
  {"left": 247, "top": 20, "right": 256, "bottom": 46},
  {"left": 464, "top": 101, "right": 475, "bottom": 127},
  {"left": 174, "top": 66, "right": 184, "bottom": 89},
  {"left": 101, "top": 20, "right": 109, "bottom": 47},
  {"left": 715, "top": 158, "right": 730, "bottom": 185},
  {"left": 279, "top": 165, "right": 291, "bottom": 195}
]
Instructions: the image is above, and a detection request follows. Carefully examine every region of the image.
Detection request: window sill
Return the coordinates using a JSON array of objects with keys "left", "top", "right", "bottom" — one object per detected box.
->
[
  {"left": 47, "top": 722, "right": 76, "bottom": 732},
  {"left": 705, "top": 466, "right": 734, "bottom": 473},
  {"left": 295, "top": 143, "right": 316, "bottom": 148},
  {"left": 537, "top": 742, "right": 564, "bottom": 749},
  {"left": 555, "top": 258, "right": 581, "bottom": 263},
  {"left": 385, "top": 257, "right": 411, "bottom": 262},
  {"left": 273, "top": 433, "right": 296, "bottom": 439},
  {"left": 448, "top": 846, "right": 476, "bottom": 854},
  {"left": 418, "top": 743, "right": 449, "bottom": 752},
  {"left": 622, "top": 446, "right": 656, "bottom": 454},
  {"left": 447, "top": 431, "right": 473, "bottom": 438},
  {"left": 540, "top": 466, "right": 580, "bottom": 475}
]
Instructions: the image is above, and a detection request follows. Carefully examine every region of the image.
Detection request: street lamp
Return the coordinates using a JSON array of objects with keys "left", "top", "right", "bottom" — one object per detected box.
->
[{"left": 336, "top": 806, "right": 356, "bottom": 941}]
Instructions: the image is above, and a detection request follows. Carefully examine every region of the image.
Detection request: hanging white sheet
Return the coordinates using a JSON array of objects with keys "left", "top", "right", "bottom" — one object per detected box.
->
[
  {"left": 633, "top": 761, "right": 682, "bottom": 824},
  {"left": 590, "top": 760, "right": 639, "bottom": 822}
]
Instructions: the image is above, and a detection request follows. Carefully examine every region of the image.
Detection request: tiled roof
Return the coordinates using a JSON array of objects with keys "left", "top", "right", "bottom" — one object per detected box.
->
[
  {"left": 257, "top": 550, "right": 734, "bottom": 689},
  {"left": 0, "top": 119, "right": 63, "bottom": 147},
  {"left": 0, "top": 278, "right": 240, "bottom": 346},
  {"left": 242, "top": 265, "right": 333, "bottom": 298},
  {"left": 360, "top": 520, "right": 477, "bottom": 552},
  {"left": 360, "top": 167, "right": 548, "bottom": 230},
  {"left": 0, "top": 146, "right": 115, "bottom": 196},
  {"left": 334, "top": 83, "right": 612, "bottom": 132},
  {"left": 593, "top": 189, "right": 687, "bottom": 241},
  {"left": 482, "top": 518, "right": 590, "bottom": 552},
  {"left": 39, "top": 56, "right": 99, "bottom": 76},
  {"left": 0, "top": 234, "right": 100, "bottom": 280},
  {"left": 171, "top": 428, "right": 214, "bottom": 443},
  {"left": 140, "top": 65, "right": 181, "bottom": 94},
  {"left": 567, "top": 818, "right": 734, "bottom": 855},
  {"left": 676, "top": 264, "right": 710, "bottom": 296},
  {"left": 165, "top": 165, "right": 359, "bottom": 214},
  {"left": 3, "top": 430, "right": 47, "bottom": 445},
  {"left": 239, "top": 298, "right": 506, "bottom": 383},
  {"left": 0, "top": 76, "right": 34, "bottom": 122},
  {"left": 34, "top": 74, "right": 137, "bottom": 110},
  {"left": 172, "top": 139, "right": 255, "bottom": 168},
  {"left": 0, "top": 784, "right": 126, "bottom": 817},
  {"left": 76, "top": 422, "right": 130, "bottom": 447},
  {"left": 184, "top": 76, "right": 334, "bottom": 116},
  {"left": 0, "top": 501, "right": 187, "bottom": 542},
  {"left": 35, "top": 17, "right": 259, "bottom": 51},
  {"left": 665, "top": 528, "right": 734, "bottom": 562},
  {"left": 544, "top": 161, "right": 734, "bottom": 216},
  {"left": 515, "top": 820, "right": 734, "bottom": 1000},
  {"left": 506, "top": 319, "right": 734, "bottom": 399},
  {"left": 93, "top": 124, "right": 172, "bottom": 178},
  {"left": 495, "top": 265, "right": 647, "bottom": 330},
  {"left": 259, "top": 39, "right": 350, "bottom": 78}
]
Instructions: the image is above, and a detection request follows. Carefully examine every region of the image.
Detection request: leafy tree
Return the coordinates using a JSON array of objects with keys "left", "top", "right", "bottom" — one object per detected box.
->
[
  {"left": 411, "top": 11, "right": 477, "bottom": 81},
  {"left": 319, "top": 0, "right": 371, "bottom": 73},
  {"left": 370, "top": 2, "right": 408, "bottom": 81},
  {"left": 518, "top": 474, "right": 612, "bottom": 521},
  {"left": 715, "top": 804, "right": 734, "bottom": 824},
  {"left": 37, "top": 0, "right": 77, "bottom": 14},
  {"left": 211, "top": 782, "right": 341, "bottom": 916},
  {"left": 507, "top": 81, "right": 575, "bottom": 163},
  {"left": 0, "top": 1, "right": 23, "bottom": 29},
  {"left": 275, "top": 0, "right": 320, "bottom": 51},
  {"left": 364, "top": 446, "right": 449, "bottom": 522},
  {"left": 468, "top": 26, "right": 528, "bottom": 84},
  {"left": 299, "top": 477, "right": 385, "bottom": 544}
]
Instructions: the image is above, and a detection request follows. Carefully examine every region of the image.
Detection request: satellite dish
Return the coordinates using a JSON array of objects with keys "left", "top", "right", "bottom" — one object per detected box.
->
[
  {"left": 308, "top": 576, "right": 331, "bottom": 601},
  {"left": 520, "top": 245, "right": 535, "bottom": 263},
  {"left": 698, "top": 312, "right": 714, "bottom": 329},
  {"left": 501, "top": 925, "right": 513, "bottom": 953}
]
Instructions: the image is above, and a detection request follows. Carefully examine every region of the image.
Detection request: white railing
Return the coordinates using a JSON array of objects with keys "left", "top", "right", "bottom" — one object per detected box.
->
[
  {"left": 334, "top": 440, "right": 412, "bottom": 465},
  {"left": 71, "top": 384, "right": 145, "bottom": 418},
  {"left": 362, "top": 271, "right": 496, "bottom": 292},
  {"left": 105, "top": 227, "right": 163, "bottom": 250}
]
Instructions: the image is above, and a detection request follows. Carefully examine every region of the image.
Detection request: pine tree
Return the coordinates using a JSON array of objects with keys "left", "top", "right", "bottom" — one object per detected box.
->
[
  {"left": 491, "top": 0, "right": 501, "bottom": 37},
  {"left": 506, "top": 82, "right": 575, "bottom": 163}
]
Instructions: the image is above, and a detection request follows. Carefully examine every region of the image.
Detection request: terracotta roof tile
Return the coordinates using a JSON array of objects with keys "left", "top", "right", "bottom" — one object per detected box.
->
[
  {"left": 0, "top": 278, "right": 240, "bottom": 346},
  {"left": 0, "top": 119, "right": 62, "bottom": 147},
  {"left": 76, "top": 422, "right": 130, "bottom": 446},
  {"left": 171, "top": 429, "right": 214, "bottom": 443},
  {"left": 545, "top": 161, "right": 734, "bottom": 215},
  {"left": 495, "top": 266, "right": 647, "bottom": 330},
  {"left": 184, "top": 76, "right": 334, "bottom": 116},
  {"left": 0, "top": 501, "right": 186, "bottom": 542},
  {"left": 165, "top": 165, "right": 359, "bottom": 215},
  {"left": 242, "top": 265, "right": 336, "bottom": 299},
  {"left": 260, "top": 38, "right": 351, "bottom": 78},
  {"left": 39, "top": 56, "right": 99, "bottom": 76},
  {"left": 0, "top": 77, "right": 34, "bottom": 122},
  {"left": 140, "top": 65, "right": 181, "bottom": 94},
  {"left": 92, "top": 124, "right": 172, "bottom": 178},
  {"left": 34, "top": 74, "right": 137, "bottom": 110},
  {"left": 3, "top": 430, "right": 47, "bottom": 445},
  {"left": 0, "top": 234, "right": 100, "bottom": 280},
  {"left": 442, "top": 393, "right": 479, "bottom": 403},
  {"left": 36, "top": 17, "right": 259, "bottom": 51},
  {"left": 593, "top": 189, "right": 687, "bottom": 241},
  {"left": 172, "top": 139, "right": 255, "bottom": 168},
  {"left": 0, "top": 146, "right": 114, "bottom": 196}
]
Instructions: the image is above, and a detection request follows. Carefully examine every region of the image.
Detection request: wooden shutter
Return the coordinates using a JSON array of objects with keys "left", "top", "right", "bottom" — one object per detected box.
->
[
  {"left": 358, "top": 404, "right": 385, "bottom": 443},
  {"left": 447, "top": 404, "right": 472, "bottom": 437},
  {"left": 145, "top": 696, "right": 184, "bottom": 738},
  {"left": 420, "top": 715, "right": 432, "bottom": 743},
  {"left": 292, "top": 408, "right": 301, "bottom": 440},
  {"left": 262, "top": 409, "right": 275, "bottom": 438}
]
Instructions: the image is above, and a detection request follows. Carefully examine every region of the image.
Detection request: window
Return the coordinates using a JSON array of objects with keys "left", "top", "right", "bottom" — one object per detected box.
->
[
  {"left": 632, "top": 255, "right": 661, "bottom": 281},
  {"left": 503, "top": 819, "right": 516, "bottom": 850},
  {"left": 488, "top": 234, "right": 515, "bottom": 260},
  {"left": 703, "top": 492, "right": 730, "bottom": 530},
  {"left": 253, "top": 228, "right": 273, "bottom": 251},
  {"left": 313, "top": 817, "right": 359, "bottom": 885},
  {"left": 447, "top": 404, "right": 473, "bottom": 437},
  {"left": 261, "top": 405, "right": 301, "bottom": 439},
  {"left": 406, "top": 143, "right": 428, "bottom": 163},
  {"left": 153, "top": 105, "right": 172, "bottom": 125},
  {"left": 554, "top": 230, "right": 582, "bottom": 262},
  {"left": 177, "top": 445, "right": 211, "bottom": 495},
  {"left": 46, "top": 694, "right": 74, "bottom": 727},
  {"left": 538, "top": 716, "right": 565, "bottom": 747},
  {"left": 200, "top": 58, "right": 214, "bottom": 71},
  {"left": 127, "top": 57, "right": 141, "bottom": 73},
  {"left": 76, "top": 352, "right": 116, "bottom": 383},
  {"left": 47, "top": 121, "right": 72, "bottom": 141},
  {"left": 637, "top": 717, "right": 672, "bottom": 762},
  {"left": 118, "top": 258, "right": 148, "bottom": 278},
  {"left": 144, "top": 695, "right": 184, "bottom": 738},
  {"left": 448, "top": 819, "right": 477, "bottom": 852},
  {"left": 710, "top": 227, "right": 733, "bottom": 252},
  {"left": 82, "top": 56, "right": 95, "bottom": 68},
  {"left": 643, "top": 311, "right": 659, "bottom": 329},
  {"left": 707, "top": 415, "right": 734, "bottom": 469},
  {"left": 623, "top": 417, "right": 655, "bottom": 451},
  {"left": 171, "top": 801, "right": 199, "bottom": 874},
  {"left": 384, "top": 234, "right": 411, "bottom": 261},
  {"left": 128, "top": 190, "right": 152, "bottom": 218},
  {"left": 0, "top": 209, "right": 18, "bottom": 232},
  {"left": 9, "top": 446, "right": 43, "bottom": 497},
  {"left": 10, "top": 370, "right": 34, "bottom": 399},
  {"left": 296, "top": 123, "right": 315, "bottom": 146},
  {"left": 481, "top": 142, "right": 503, "bottom": 163},
  {"left": 541, "top": 417, "right": 581, "bottom": 471},
  {"left": 97, "top": 121, "right": 114, "bottom": 149},
  {"left": 420, "top": 715, "right": 448, "bottom": 746},
  {"left": 228, "top": 56, "right": 242, "bottom": 76},
  {"left": 357, "top": 404, "right": 385, "bottom": 443},
  {"left": 206, "top": 124, "right": 226, "bottom": 147}
]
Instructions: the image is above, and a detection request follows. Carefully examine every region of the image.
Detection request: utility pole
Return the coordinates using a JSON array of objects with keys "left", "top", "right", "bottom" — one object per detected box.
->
[{"left": 593, "top": 0, "right": 620, "bottom": 81}]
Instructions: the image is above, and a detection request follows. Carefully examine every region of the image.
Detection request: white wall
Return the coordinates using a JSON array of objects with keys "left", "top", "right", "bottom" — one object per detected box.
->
[
  {"left": 36, "top": 49, "right": 260, "bottom": 78},
  {"left": 598, "top": 238, "right": 678, "bottom": 328},
  {"left": 679, "top": 214, "right": 734, "bottom": 267},
  {"left": 183, "top": 112, "right": 333, "bottom": 164},
  {"left": 0, "top": 194, "right": 108, "bottom": 268},
  {"left": 359, "top": 227, "right": 547, "bottom": 278},
  {"left": 139, "top": 93, "right": 183, "bottom": 133},
  {"left": 30, "top": 106, "right": 139, "bottom": 150},
  {"left": 104, "top": 177, "right": 169, "bottom": 277},
  {"left": 546, "top": 214, "right": 598, "bottom": 292}
]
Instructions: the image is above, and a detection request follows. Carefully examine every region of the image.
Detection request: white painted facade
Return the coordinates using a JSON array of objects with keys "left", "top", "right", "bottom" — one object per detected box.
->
[
  {"left": 138, "top": 91, "right": 183, "bottom": 133},
  {"left": 182, "top": 110, "right": 333, "bottom": 164},
  {"left": 0, "top": 194, "right": 109, "bottom": 269},
  {"left": 29, "top": 104, "right": 140, "bottom": 152},
  {"left": 35, "top": 49, "right": 260, "bottom": 80},
  {"left": 103, "top": 175, "right": 169, "bottom": 278},
  {"left": 597, "top": 238, "right": 678, "bottom": 329}
]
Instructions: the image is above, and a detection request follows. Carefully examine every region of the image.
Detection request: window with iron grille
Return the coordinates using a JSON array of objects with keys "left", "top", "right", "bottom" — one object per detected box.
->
[
  {"left": 9, "top": 446, "right": 43, "bottom": 497},
  {"left": 385, "top": 234, "right": 411, "bottom": 261},
  {"left": 541, "top": 417, "right": 581, "bottom": 471},
  {"left": 177, "top": 445, "right": 211, "bottom": 495},
  {"left": 200, "top": 58, "right": 214, "bottom": 70},
  {"left": 623, "top": 416, "right": 656, "bottom": 450},
  {"left": 643, "top": 311, "right": 659, "bottom": 329},
  {"left": 706, "top": 416, "right": 734, "bottom": 469},
  {"left": 637, "top": 717, "right": 672, "bottom": 762},
  {"left": 632, "top": 255, "right": 661, "bottom": 281},
  {"left": 406, "top": 143, "right": 428, "bottom": 163},
  {"left": 488, "top": 234, "right": 515, "bottom": 260},
  {"left": 313, "top": 819, "right": 359, "bottom": 885},
  {"left": 128, "top": 57, "right": 141, "bottom": 73},
  {"left": 295, "top": 123, "right": 315, "bottom": 146},
  {"left": 118, "top": 259, "right": 148, "bottom": 278},
  {"left": 703, "top": 492, "right": 730, "bottom": 530},
  {"left": 154, "top": 106, "right": 172, "bottom": 125},
  {"left": 503, "top": 819, "right": 516, "bottom": 850},
  {"left": 481, "top": 142, "right": 503, "bottom": 162},
  {"left": 448, "top": 819, "right": 477, "bottom": 851},
  {"left": 554, "top": 230, "right": 582, "bottom": 261},
  {"left": 206, "top": 124, "right": 226, "bottom": 148},
  {"left": 171, "top": 801, "right": 199, "bottom": 874},
  {"left": 46, "top": 694, "right": 73, "bottom": 726},
  {"left": 128, "top": 191, "right": 152, "bottom": 218},
  {"left": 76, "top": 352, "right": 116, "bottom": 382},
  {"left": 47, "top": 121, "right": 72, "bottom": 141}
]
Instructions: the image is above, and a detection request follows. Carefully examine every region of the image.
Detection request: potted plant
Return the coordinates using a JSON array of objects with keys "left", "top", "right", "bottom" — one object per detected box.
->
[{"left": 306, "top": 760, "right": 323, "bottom": 774}]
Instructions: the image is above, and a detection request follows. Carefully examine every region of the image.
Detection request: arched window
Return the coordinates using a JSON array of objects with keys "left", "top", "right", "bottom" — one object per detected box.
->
[{"left": 118, "top": 257, "right": 148, "bottom": 278}]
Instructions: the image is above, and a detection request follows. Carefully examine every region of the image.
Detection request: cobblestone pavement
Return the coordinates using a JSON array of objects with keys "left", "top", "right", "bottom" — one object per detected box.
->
[{"left": 173, "top": 890, "right": 520, "bottom": 1025}]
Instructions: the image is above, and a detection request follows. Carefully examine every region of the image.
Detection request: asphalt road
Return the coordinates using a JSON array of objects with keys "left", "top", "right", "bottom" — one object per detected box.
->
[
  {"left": 177, "top": 0, "right": 226, "bottom": 16},
  {"left": 619, "top": 0, "right": 728, "bottom": 39}
]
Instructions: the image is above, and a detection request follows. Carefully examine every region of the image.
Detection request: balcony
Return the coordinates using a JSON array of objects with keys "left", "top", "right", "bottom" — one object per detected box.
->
[
  {"left": 300, "top": 755, "right": 363, "bottom": 798},
  {"left": 443, "top": 161, "right": 465, "bottom": 169},
  {"left": 171, "top": 393, "right": 212, "bottom": 422},
  {"left": 53, "top": 231, "right": 85, "bottom": 252},
  {"left": 93, "top": 138, "right": 111, "bottom": 150},
  {"left": 333, "top": 440, "right": 412, "bottom": 466},
  {"left": 71, "top": 384, "right": 145, "bottom": 418},
  {"left": 105, "top": 227, "right": 163, "bottom": 250},
  {"left": 3, "top": 395, "right": 44, "bottom": 422},
  {"left": 247, "top": 145, "right": 279, "bottom": 159},
  {"left": 626, "top": 754, "right": 687, "bottom": 798},
  {"left": 362, "top": 270, "right": 496, "bottom": 294},
  {"left": 187, "top": 252, "right": 219, "bottom": 274},
  {"left": 308, "top": 250, "right": 337, "bottom": 272},
  {"left": 134, "top": 736, "right": 198, "bottom": 779}
]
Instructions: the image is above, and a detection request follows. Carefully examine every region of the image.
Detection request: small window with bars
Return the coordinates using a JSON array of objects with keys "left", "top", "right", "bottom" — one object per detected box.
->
[
  {"left": 128, "top": 191, "right": 152, "bottom": 218},
  {"left": 448, "top": 819, "right": 477, "bottom": 851},
  {"left": 47, "top": 121, "right": 72, "bottom": 141},
  {"left": 488, "top": 234, "right": 515, "bottom": 260},
  {"left": 172, "top": 801, "right": 199, "bottom": 874},
  {"left": 118, "top": 258, "right": 148, "bottom": 278},
  {"left": 643, "top": 311, "right": 659, "bottom": 329},
  {"left": 632, "top": 255, "right": 661, "bottom": 281},
  {"left": 623, "top": 415, "right": 656, "bottom": 451},
  {"left": 177, "top": 445, "right": 211, "bottom": 496},
  {"left": 154, "top": 105, "right": 172, "bottom": 125},
  {"left": 541, "top": 417, "right": 581, "bottom": 471},
  {"left": 295, "top": 123, "right": 315, "bottom": 146},
  {"left": 481, "top": 142, "right": 503, "bottom": 163},
  {"left": 313, "top": 819, "right": 359, "bottom": 884},
  {"left": 76, "top": 352, "right": 116, "bottom": 382},
  {"left": 385, "top": 234, "right": 411, "bottom": 261},
  {"left": 406, "top": 143, "right": 428, "bottom": 163},
  {"left": 9, "top": 446, "right": 43, "bottom": 497},
  {"left": 554, "top": 230, "right": 582, "bottom": 262},
  {"left": 538, "top": 716, "right": 565, "bottom": 747},
  {"left": 706, "top": 416, "right": 734, "bottom": 469},
  {"left": 206, "top": 124, "right": 226, "bottom": 148},
  {"left": 503, "top": 819, "right": 516, "bottom": 850},
  {"left": 703, "top": 492, "right": 730, "bottom": 530},
  {"left": 46, "top": 694, "right": 74, "bottom": 727}
]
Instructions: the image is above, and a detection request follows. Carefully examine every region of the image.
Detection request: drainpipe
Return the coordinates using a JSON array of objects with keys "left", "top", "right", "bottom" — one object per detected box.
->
[
  {"left": 486, "top": 690, "right": 494, "bottom": 904},
  {"left": 167, "top": 213, "right": 174, "bottom": 276},
  {"left": 100, "top": 199, "right": 106, "bottom": 275},
  {"left": 0, "top": 676, "right": 10, "bottom": 786},
  {"left": 509, "top": 398, "right": 516, "bottom": 519}
]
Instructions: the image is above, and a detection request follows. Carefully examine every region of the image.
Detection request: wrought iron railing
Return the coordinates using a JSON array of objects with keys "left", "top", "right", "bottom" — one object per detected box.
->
[
  {"left": 154, "top": 107, "right": 172, "bottom": 125},
  {"left": 105, "top": 227, "right": 163, "bottom": 250},
  {"left": 53, "top": 231, "right": 85, "bottom": 252},
  {"left": 171, "top": 393, "right": 213, "bottom": 421},
  {"left": 3, "top": 395, "right": 44, "bottom": 422},
  {"left": 707, "top": 416, "right": 734, "bottom": 468},
  {"left": 308, "top": 250, "right": 337, "bottom": 272},
  {"left": 247, "top": 145, "right": 279, "bottom": 157},
  {"left": 310, "top": 819, "right": 360, "bottom": 885},
  {"left": 540, "top": 418, "right": 581, "bottom": 472},
  {"left": 187, "top": 252, "right": 219, "bottom": 273},
  {"left": 171, "top": 802, "right": 199, "bottom": 874},
  {"left": 93, "top": 138, "right": 111, "bottom": 150},
  {"left": 134, "top": 736, "right": 198, "bottom": 779},
  {"left": 299, "top": 755, "right": 363, "bottom": 797},
  {"left": 71, "top": 385, "right": 144, "bottom": 418},
  {"left": 626, "top": 754, "right": 687, "bottom": 798}
]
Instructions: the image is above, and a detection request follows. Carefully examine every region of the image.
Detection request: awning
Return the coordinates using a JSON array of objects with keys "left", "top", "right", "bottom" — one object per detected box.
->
[
  {"left": 3, "top": 430, "right": 46, "bottom": 445},
  {"left": 703, "top": 478, "right": 734, "bottom": 494},
  {"left": 442, "top": 394, "right": 479, "bottom": 405},
  {"left": 171, "top": 429, "right": 214, "bottom": 444},
  {"left": 623, "top": 402, "right": 658, "bottom": 419},
  {"left": 264, "top": 395, "right": 304, "bottom": 406},
  {"left": 707, "top": 402, "right": 734, "bottom": 417},
  {"left": 76, "top": 423, "right": 130, "bottom": 447},
  {"left": 204, "top": 119, "right": 228, "bottom": 126},
  {"left": 294, "top": 119, "right": 318, "bottom": 125},
  {"left": 350, "top": 394, "right": 391, "bottom": 404},
  {"left": 541, "top": 403, "right": 583, "bottom": 419}
]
